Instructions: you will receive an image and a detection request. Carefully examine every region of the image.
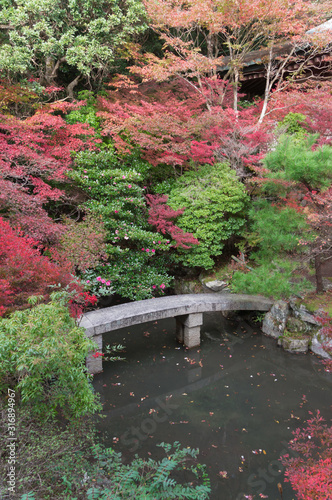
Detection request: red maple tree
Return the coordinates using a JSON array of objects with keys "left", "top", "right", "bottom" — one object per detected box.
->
[
  {"left": 146, "top": 194, "right": 199, "bottom": 249},
  {"left": 0, "top": 217, "right": 77, "bottom": 316},
  {"left": 0, "top": 101, "right": 98, "bottom": 244}
]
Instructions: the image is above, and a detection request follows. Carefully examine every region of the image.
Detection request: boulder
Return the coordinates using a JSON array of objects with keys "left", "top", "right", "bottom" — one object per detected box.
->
[
  {"left": 290, "top": 302, "right": 320, "bottom": 326},
  {"left": 204, "top": 280, "right": 229, "bottom": 292},
  {"left": 282, "top": 336, "right": 310, "bottom": 354},
  {"left": 262, "top": 300, "right": 289, "bottom": 338},
  {"left": 310, "top": 329, "right": 332, "bottom": 359}
]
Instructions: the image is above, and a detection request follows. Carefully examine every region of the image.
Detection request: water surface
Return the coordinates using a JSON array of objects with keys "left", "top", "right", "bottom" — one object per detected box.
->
[{"left": 93, "top": 312, "right": 332, "bottom": 500}]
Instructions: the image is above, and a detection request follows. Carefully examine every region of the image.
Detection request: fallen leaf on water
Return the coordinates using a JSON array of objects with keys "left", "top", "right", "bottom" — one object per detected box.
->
[{"left": 218, "top": 471, "right": 228, "bottom": 478}]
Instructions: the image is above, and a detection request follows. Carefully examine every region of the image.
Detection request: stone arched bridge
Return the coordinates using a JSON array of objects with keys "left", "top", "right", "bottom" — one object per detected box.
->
[{"left": 80, "top": 293, "right": 273, "bottom": 374}]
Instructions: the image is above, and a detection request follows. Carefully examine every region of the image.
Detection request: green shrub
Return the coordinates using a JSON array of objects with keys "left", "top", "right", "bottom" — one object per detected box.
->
[
  {"left": 85, "top": 442, "right": 211, "bottom": 500},
  {"left": 83, "top": 252, "right": 173, "bottom": 301},
  {"left": 276, "top": 112, "right": 307, "bottom": 135},
  {"left": 0, "top": 292, "right": 100, "bottom": 420},
  {"left": 230, "top": 259, "right": 313, "bottom": 299},
  {"left": 0, "top": 405, "right": 97, "bottom": 500},
  {"left": 69, "top": 149, "right": 174, "bottom": 300},
  {"left": 245, "top": 199, "right": 310, "bottom": 260},
  {"left": 66, "top": 91, "right": 101, "bottom": 132},
  {"left": 167, "top": 163, "right": 249, "bottom": 269},
  {"left": 263, "top": 134, "right": 332, "bottom": 190}
]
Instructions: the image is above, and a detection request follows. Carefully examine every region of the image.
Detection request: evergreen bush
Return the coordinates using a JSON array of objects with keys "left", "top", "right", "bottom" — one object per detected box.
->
[
  {"left": 167, "top": 163, "right": 248, "bottom": 269},
  {"left": 263, "top": 134, "right": 332, "bottom": 190}
]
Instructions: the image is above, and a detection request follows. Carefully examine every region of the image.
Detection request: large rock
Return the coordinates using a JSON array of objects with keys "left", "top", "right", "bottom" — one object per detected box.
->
[
  {"left": 262, "top": 300, "right": 289, "bottom": 338},
  {"left": 290, "top": 302, "right": 320, "bottom": 325},
  {"left": 282, "top": 337, "right": 310, "bottom": 354},
  {"left": 204, "top": 280, "right": 229, "bottom": 292},
  {"left": 310, "top": 329, "right": 332, "bottom": 359}
]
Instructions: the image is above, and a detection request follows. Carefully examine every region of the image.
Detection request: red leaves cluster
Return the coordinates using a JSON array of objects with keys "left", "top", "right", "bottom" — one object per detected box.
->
[
  {"left": 0, "top": 102, "right": 98, "bottom": 244},
  {"left": 98, "top": 80, "right": 215, "bottom": 167},
  {"left": 146, "top": 194, "right": 199, "bottom": 249},
  {"left": 69, "top": 291, "right": 98, "bottom": 319},
  {"left": 0, "top": 217, "right": 75, "bottom": 316},
  {"left": 268, "top": 82, "right": 332, "bottom": 146},
  {"left": 282, "top": 411, "right": 332, "bottom": 499},
  {"left": 98, "top": 79, "right": 270, "bottom": 173}
]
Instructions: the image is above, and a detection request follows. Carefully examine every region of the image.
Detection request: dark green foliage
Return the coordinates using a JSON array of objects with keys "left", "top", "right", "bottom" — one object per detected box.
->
[
  {"left": 0, "top": 405, "right": 97, "bottom": 499},
  {"left": 263, "top": 134, "right": 332, "bottom": 190},
  {"left": 231, "top": 200, "right": 313, "bottom": 299},
  {"left": 70, "top": 149, "right": 173, "bottom": 300},
  {"left": 167, "top": 163, "right": 249, "bottom": 269},
  {"left": 83, "top": 253, "right": 173, "bottom": 301},
  {"left": 230, "top": 259, "right": 313, "bottom": 299},
  {"left": 84, "top": 441, "right": 210, "bottom": 500},
  {"left": 245, "top": 199, "right": 309, "bottom": 260}
]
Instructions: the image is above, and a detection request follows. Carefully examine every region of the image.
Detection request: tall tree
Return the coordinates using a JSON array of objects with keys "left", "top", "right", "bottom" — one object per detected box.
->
[
  {"left": 0, "top": 0, "right": 147, "bottom": 95},
  {"left": 129, "top": 0, "right": 331, "bottom": 119}
]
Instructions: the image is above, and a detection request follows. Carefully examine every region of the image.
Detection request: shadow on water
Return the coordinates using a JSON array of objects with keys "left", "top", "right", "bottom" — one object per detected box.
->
[{"left": 92, "top": 312, "right": 332, "bottom": 500}]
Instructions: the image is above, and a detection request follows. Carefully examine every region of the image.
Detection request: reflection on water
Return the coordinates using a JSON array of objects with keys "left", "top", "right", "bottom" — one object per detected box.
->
[{"left": 93, "top": 312, "right": 332, "bottom": 500}]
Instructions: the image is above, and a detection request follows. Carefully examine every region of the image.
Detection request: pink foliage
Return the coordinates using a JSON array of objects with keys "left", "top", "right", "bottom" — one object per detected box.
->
[
  {"left": 268, "top": 82, "right": 332, "bottom": 146},
  {"left": 98, "top": 79, "right": 270, "bottom": 174}
]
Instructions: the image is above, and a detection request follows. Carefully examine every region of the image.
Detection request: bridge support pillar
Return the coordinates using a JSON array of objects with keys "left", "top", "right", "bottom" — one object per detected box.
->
[
  {"left": 176, "top": 313, "right": 203, "bottom": 348},
  {"left": 86, "top": 334, "right": 103, "bottom": 375}
]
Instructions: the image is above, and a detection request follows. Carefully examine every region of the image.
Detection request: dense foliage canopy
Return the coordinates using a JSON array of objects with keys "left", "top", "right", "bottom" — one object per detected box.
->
[{"left": 0, "top": 2, "right": 331, "bottom": 499}]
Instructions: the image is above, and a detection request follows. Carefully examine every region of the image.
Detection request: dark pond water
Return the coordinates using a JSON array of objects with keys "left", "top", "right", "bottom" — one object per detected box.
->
[{"left": 92, "top": 312, "right": 332, "bottom": 500}]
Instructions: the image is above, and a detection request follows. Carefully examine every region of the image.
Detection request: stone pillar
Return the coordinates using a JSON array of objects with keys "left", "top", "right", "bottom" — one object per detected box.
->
[
  {"left": 86, "top": 334, "right": 103, "bottom": 375},
  {"left": 176, "top": 313, "right": 203, "bottom": 348}
]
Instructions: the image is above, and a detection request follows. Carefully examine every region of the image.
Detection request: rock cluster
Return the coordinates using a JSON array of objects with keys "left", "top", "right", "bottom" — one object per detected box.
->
[{"left": 262, "top": 299, "right": 331, "bottom": 357}]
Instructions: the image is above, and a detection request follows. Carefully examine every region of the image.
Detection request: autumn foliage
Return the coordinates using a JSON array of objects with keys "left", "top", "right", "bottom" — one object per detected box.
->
[
  {"left": 0, "top": 101, "right": 98, "bottom": 244},
  {"left": 146, "top": 194, "right": 199, "bottom": 249},
  {"left": 0, "top": 217, "right": 76, "bottom": 316},
  {"left": 282, "top": 411, "right": 332, "bottom": 500},
  {"left": 98, "top": 79, "right": 270, "bottom": 175}
]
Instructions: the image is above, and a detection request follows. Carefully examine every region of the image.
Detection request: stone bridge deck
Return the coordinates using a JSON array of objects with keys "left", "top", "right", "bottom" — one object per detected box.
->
[{"left": 81, "top": 293, "right": 273, "bottom": 374}]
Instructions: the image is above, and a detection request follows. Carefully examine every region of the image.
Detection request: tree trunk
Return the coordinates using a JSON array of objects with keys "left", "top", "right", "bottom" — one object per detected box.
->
[
  {"left": 44, "top": 57, "right": 56, "bottom": 85},
  {"left": 66, "top": 75, "right": 81, "bottom": 100},
  {"left": 315, "top": 254, "right": 324, "bottom": 293},
  {"left": 233, "top": 68, "right": 239, "bottom": 115}
]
